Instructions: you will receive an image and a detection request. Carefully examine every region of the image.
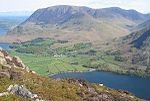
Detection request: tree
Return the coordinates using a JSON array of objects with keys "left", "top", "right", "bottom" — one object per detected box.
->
[{"left": 145, "top": 38, "right": 150, "bottom": 71}]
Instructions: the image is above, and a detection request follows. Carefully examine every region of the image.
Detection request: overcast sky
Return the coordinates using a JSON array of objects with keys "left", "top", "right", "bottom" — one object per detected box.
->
[{"left": 1, "top": 0, "right": 150, "bottom": 14}]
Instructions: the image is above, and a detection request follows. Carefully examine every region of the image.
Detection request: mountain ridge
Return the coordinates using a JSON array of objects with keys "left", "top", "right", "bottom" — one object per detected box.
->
[
  {"left": 3, "top": 5, "right": 150, "bottom": 43},
  {"left": 26, "top": 5, "right": 150, "bottom": 24}
]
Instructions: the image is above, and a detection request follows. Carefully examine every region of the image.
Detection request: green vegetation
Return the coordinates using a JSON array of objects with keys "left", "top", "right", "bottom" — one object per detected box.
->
[
  {"left": 0, "top": 64, "right": 142, "bottom": 101},
  {"left": 8, "top": 38, "right": 150, "bottom": 77}
]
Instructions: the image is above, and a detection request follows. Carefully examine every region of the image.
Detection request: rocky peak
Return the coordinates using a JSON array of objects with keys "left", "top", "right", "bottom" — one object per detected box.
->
[
  {"left": 26, "top": 5, "right": 150, "bottom": 25},
  {"left": 0, "top": 47, "right": 30, "bottom": 72}
]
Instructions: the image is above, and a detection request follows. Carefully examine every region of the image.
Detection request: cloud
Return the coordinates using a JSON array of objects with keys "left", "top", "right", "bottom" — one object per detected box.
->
[{"left": 0, "top": 0, "right": 150, "bottom": 13}]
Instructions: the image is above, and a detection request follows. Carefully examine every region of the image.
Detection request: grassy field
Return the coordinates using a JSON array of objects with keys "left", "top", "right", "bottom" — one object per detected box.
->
[
  {"left": 9, "top": 51, "right": 90, "bottom": 76},
  {"left": 8, "top": 38, "right": 150, "bottom": 77}
]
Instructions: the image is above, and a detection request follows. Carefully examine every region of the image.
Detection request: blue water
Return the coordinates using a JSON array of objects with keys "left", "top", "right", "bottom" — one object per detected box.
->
[
  {"left": 0, "top": 43, "right": 10, "bottom": 49},
  {"left": 0, "top": 27, "right": 8, "bottom": 35},
  {"left": 0, "top": 26, "right": 10, "bottom": 49},
  {"left": 51, "top": 71, "right": 150, "bottom": 100},
  {"left": 0, "top": 25, "right": 10, "bottom": 49},
  {"left": 0, "top": 16, "right": 28, "bottom": 35}
]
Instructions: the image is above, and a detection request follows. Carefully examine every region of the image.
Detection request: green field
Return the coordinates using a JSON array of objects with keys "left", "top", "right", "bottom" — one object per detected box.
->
[
  {"left": 9, "top": 51, "right": 90, "bottom": 76},
  {"left": 8, "top": 38, "right": 150, "bottom": 77}
]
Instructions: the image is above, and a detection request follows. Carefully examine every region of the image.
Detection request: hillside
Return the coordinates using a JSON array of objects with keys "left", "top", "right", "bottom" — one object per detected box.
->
[
  {"left": 0, "top": 48, "right": 143, "bottom": 101},
  {"left": 4, "top": 5, "right": 150, "bottom": 42},
  {"left": 136, "top": 19, "right": 150, "bottom": 30},
  {"left": 103, "top": 25, "right": 150, "bottom": 72}
]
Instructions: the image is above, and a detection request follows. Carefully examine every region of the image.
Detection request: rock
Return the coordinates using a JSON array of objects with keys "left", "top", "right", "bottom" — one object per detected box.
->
[
  {"left": 99, "top": 84, "right": 104, "bottom": 86},
  {"left": 5, "top": 56, "right": 13, "bottom": 65},
  {"left": 0, "top": 48, "right": 9, "bottom": 57},
  {"left": 0, "top": 92, "right": 9, "bottom": 97},
  {"left": 12, "top": 56, "right": 26, "bottom": 68},
  {"left": 0, "top": 71, "right": 11, "bottom": 79},
  {"left": 0, "top": 51, "right": 4, "bottom": 58},
  {"left": 25, "top": 66, "right": 30, "bottom": 72},
  {"left": 31, "top": 70, "right": 36, "bottom": 74},
  {"left": 35, "top": 99, "right": 44, "bottom": 101},
  {"left": 0, "top": 48, "right": 30, "bottom": 72},
  {"left": 8, "top": 84, "right": 38, "bottom": 99},
  {"left": 7, "top": 85, "right": 13, "bottom": 91},
  {"left": 0, "top": 58, "right": 5, "bottom": 65},
  {"left": 9, "top": 71, "right": 22, "bottom": 80}
]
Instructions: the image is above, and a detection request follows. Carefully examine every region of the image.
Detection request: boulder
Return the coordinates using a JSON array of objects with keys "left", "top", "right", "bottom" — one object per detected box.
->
[
  {"left": 7, "top": 85, "right": 38, "bottom": 99},
  {"left": 0, "top": 92, "right": 9, "bottom": 97}
]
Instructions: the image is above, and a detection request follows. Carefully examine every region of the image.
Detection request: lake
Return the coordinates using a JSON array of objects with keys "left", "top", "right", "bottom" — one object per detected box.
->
[
  {"left": 51, "top": 71, "right": 150, "bottom": 100},
  {"left": 0, "top": 16, "right": 28, "bottom": 35},
  {"left": 0, "top": 43, "right": 10, "bottom": 49},
  {"left": 0, "top": 27, "right": 8, "bottom": 35},
  {"left": 0, "top": 26, "right": 10, "bottom": 49}
]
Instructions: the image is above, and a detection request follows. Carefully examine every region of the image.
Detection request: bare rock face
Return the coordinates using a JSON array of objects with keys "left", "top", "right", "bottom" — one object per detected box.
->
[
  {"left": 5, "top": 56, "right": 13, "bottom": 66},
  {"left": 7, "top": 85, "right": 38, "bottom": 99},
  {"left": 0, "top": 48, "right": 30, "bottom": 72},
  {"left": 11, "top": 56, "right": 30, "bottom": 72},
  {"left": 0, "top": 48, "right": 6, "bottom": 64},
  {"left": 12, "top": 56, "right": 26, "bottom": 68}
]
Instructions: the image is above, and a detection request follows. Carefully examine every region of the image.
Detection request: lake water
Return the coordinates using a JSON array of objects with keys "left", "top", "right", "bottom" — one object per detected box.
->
[
  {"left": 0, "top": 16, "right": 28, "bottom": 35},
  {"left": 0, "top": 27, "right": 8, "bottom": 35},
  {"left": 51, "top": 71, "right": 150, "bottom": 100},
  {"left": 0, "top": 27, "right": 10, "bottom": 49},
  {"left": 0, "top": 43, "right": 10, "bottom": 49}
]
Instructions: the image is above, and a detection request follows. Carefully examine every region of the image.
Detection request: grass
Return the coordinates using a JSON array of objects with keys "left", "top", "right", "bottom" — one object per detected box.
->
[
  {"left": 0, "top": 65, "right": 142, "bottom": 101},
  {"left": 8, "top": 51, "right": 90, "bottom": 76},
  {"left": 7, "top": 38, "right": 150, "bottom": 77}
]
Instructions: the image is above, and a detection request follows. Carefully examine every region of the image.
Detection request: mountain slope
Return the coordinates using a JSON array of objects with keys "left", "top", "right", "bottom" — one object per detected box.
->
[
  {"left": 0, "top": 49, "right": 143, "bottom": 101},
  {"left": 6, "top": 5, "right": 150, "bottom": 42},
  {"left": 131, "top": 28, "right": 150, "bottom": 48},
  {"left": 106, "top": 25, "right": 150, "bottom": 68},
  {"left": 26, "top": 6, "right": 149, "bottom": 24},
  {"left": 136, "top": 19, "right": 150, "bottom": 30}
]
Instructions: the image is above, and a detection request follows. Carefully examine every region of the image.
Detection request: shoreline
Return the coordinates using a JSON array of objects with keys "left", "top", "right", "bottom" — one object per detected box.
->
[
  {"left": 49, "top": 68, "right": 150, "bottom": 79},
  {"left": 49, "top": 69, "right": 96, "bottom": 77}
]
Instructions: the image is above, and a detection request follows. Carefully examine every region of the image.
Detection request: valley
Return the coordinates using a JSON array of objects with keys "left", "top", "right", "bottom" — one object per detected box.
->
[{"left": 0, "top": 4, "right": 150, "bottom": 101}]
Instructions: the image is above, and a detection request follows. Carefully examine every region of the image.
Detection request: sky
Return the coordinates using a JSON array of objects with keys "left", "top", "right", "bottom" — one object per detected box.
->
[{"left": 1, "top": 0, "right": 150, "bottom": 14}]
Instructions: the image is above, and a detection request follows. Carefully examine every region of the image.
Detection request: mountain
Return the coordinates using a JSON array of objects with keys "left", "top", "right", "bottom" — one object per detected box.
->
[
  {"left": 26, "top": 6, "right": 149, "bottom": 24},
  {"left": 6, "top": 5, "right": 150, "bottom": 42},
  {"left": 136, "top": 19, "right": 150, "bottom": 30},
  {"left": 108, "top": 24, "right": 150, "bottom": 68},
  {"left": 131, "top": 28, "right": 150, "bottom": 48},
  {"left": 0, "top": 48, "right": 143, "bottom": 101}
]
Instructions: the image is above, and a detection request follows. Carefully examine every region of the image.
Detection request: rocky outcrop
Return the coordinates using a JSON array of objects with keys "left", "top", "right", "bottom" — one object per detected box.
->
[
  {"left": 8, "top": 85, "right": 38, "bottom": 99},
  {"left": 0, "top": 67, "right": 23, "bottom": 80},
  {"left": 0, "top": 84, "right": 43, "bottom": 101},
  {"left": 0, "top": 92, "right": 9, "bottom": 97},
  {"left": 6, "top": 85, "right": 44, "bottom": 101},
  {"left": 0, "top": 47, "right": 30, "bottom": 72},
  {"left": 12, "top": 56, "right": 30, "bottom": 72},
  {"left": 12, "top": 56, "right": 26, "bottom": 68}
]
